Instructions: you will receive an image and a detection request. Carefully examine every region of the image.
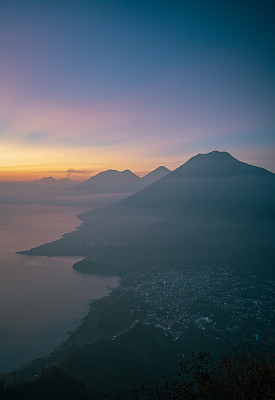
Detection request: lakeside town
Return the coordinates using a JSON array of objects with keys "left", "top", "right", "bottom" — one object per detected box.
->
[{"left": 117, "top": 264, "right": 275, "bottom": 348}]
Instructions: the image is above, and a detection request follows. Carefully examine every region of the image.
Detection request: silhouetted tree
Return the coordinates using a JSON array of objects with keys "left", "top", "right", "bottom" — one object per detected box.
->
[{"left": 107, "top": 345, "right": 275, "bottom": 399}]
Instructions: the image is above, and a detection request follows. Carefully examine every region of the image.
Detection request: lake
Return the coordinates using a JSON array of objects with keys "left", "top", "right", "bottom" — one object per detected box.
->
[{"left": 0, "top": 204, "right": 118, "bottom": 373}]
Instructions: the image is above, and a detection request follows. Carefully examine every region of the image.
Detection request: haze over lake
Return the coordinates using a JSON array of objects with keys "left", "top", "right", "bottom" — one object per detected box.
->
[
  {"left": 0, "top": 204, "right": 118, "bottom": 373},
  {"left": 0, "top": 0, "right": 274, "bottom": 395}
]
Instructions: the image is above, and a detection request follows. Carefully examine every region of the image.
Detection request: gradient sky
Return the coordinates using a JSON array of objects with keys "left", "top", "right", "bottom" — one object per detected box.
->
[{"left": 0, "top": 0, "right": 274, "bottom": 180}]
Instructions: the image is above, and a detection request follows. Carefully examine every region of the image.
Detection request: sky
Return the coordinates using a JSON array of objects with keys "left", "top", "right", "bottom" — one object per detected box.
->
[{"left": 0, "top": 0, "right": 274, "bottom": 180}]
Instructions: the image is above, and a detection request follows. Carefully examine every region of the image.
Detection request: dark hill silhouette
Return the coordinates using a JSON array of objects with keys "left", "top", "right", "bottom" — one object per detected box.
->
[
  {"left": 2, "top": 335, "right": 274, "bottom": 399},
  {"left": 139, "top": 166, "right": 171, "bottom": 187},
  {"left": 117, "top": 150, "right": 274, "bottom": 210},
  {"left": 34, "top": 176, "right": 57, "bottom": 183},
  {"left": 21, "top": 151, "right": 275, "bottom": 276},
  {"left": 172, "top": 151, "right": 273, "bottom": 177},
  {"left": 71, "top": 169, "right": 141, "bottom": 193},
  {"left": 34, "top": 177, "right": 74, "bottom": 187},
  {"left": 70, "top": 166, "right": 171, "bottom": 194}
]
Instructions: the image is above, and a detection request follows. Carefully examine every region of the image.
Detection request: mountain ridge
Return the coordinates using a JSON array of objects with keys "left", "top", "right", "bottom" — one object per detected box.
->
[
  {"left": 71, "top": 166, "right": 171, "bottom": 193},
  {"left": 20, "top": 151, "right": 275, "bottom": 276},
  {"left": 172, "top": 150, "right": 273, "bottom": 177},
  {"left": 71, "top": 169, "right": 141, "bottom": 193},
  {"left": 140, "top": 166, "right": 171, "bottom": 186}
]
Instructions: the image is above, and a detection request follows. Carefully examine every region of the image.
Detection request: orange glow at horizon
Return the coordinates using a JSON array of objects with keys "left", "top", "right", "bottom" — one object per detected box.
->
[
  {"left": 0, "top": 166, "right": 162, "bottom": 182},
  {"left": 0, "top": 143, "right": 180, "bottom": 182},
  {"left": 0, "top": 169, "right": 155, "bottom": 182},
  {"left": 1, "top": 142, "right": 274, "bottom": 182}
]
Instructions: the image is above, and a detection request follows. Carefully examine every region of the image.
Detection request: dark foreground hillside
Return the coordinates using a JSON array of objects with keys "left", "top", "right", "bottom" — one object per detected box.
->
[{"left": 1, "top": 344, "right": 274, "bottom": 399}]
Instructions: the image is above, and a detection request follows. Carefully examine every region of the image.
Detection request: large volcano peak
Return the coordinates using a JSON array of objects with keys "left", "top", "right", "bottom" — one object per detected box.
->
[{"left": 173, "top": 150, "right": 272, "bottom": 178}]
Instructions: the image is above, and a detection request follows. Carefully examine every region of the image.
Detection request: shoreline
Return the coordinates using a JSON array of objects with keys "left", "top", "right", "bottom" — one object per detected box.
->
[
  {"left": 2, "top": 259, "right": 274, "bottom": 395},
  {"left": 2, "top": 270, "right": 126, "bottom": 384},
  {"left": 0, "top": 256, "right": 119, "bottom": 376}
]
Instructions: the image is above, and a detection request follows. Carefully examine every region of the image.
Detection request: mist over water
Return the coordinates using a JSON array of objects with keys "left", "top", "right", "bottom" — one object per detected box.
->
[{"left": 0, "top": 204, "right": 118, "bottom": 373}]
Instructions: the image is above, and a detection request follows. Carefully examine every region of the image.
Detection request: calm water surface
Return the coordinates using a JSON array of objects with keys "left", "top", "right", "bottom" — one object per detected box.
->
[{"left": 0, "top": 204, "right": 118, "bottom": 372}]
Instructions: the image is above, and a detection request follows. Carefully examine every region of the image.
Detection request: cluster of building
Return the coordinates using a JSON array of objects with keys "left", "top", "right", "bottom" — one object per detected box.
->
[{"left": 121, "top": 265, "right": 274, "bottom": 345}]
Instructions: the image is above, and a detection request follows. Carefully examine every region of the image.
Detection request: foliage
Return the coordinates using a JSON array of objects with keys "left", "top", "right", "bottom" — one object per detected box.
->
[
  {"left": 108, "top": 345, "right": 275, "bottom": 400},
  {"left": 1, "top": 346, "right": 274, "bottom": 399}
]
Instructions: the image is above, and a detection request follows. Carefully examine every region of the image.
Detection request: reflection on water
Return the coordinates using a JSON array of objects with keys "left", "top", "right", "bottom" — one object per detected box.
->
[{"left": 0, "top": 204, "right": 118, "bottom": 372}]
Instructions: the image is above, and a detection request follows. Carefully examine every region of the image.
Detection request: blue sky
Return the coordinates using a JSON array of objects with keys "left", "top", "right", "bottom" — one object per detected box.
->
[{"left": 0, "top": 0, "right": 274, "bottom": 179}]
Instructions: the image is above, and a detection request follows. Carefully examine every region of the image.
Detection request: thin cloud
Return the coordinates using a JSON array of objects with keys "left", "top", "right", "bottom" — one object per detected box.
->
[{"left": 66, "top": 168, "right": 96, "bottom": 179}]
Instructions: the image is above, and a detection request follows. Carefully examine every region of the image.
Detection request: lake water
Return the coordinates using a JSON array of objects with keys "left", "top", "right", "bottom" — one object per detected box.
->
[{"left": 0, "top": 204, "right": 118, "bottom": 373}]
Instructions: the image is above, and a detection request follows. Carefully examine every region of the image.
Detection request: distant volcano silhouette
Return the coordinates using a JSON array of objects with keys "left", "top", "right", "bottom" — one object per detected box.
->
[
  {"left": 71, "top": 166, "right": 171, "bottom": 193},
  {"left": 21, "top": 151, "right": 275, "bottom": 276},
  {"left": 172, "top": 151, "right": 272, "bottom": 177},
  {"left": 140, "top": 166, "right": 171, "bottom": 186},
  {"left": 71, "top": 169, "right": 141, "bottom": 193}
]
